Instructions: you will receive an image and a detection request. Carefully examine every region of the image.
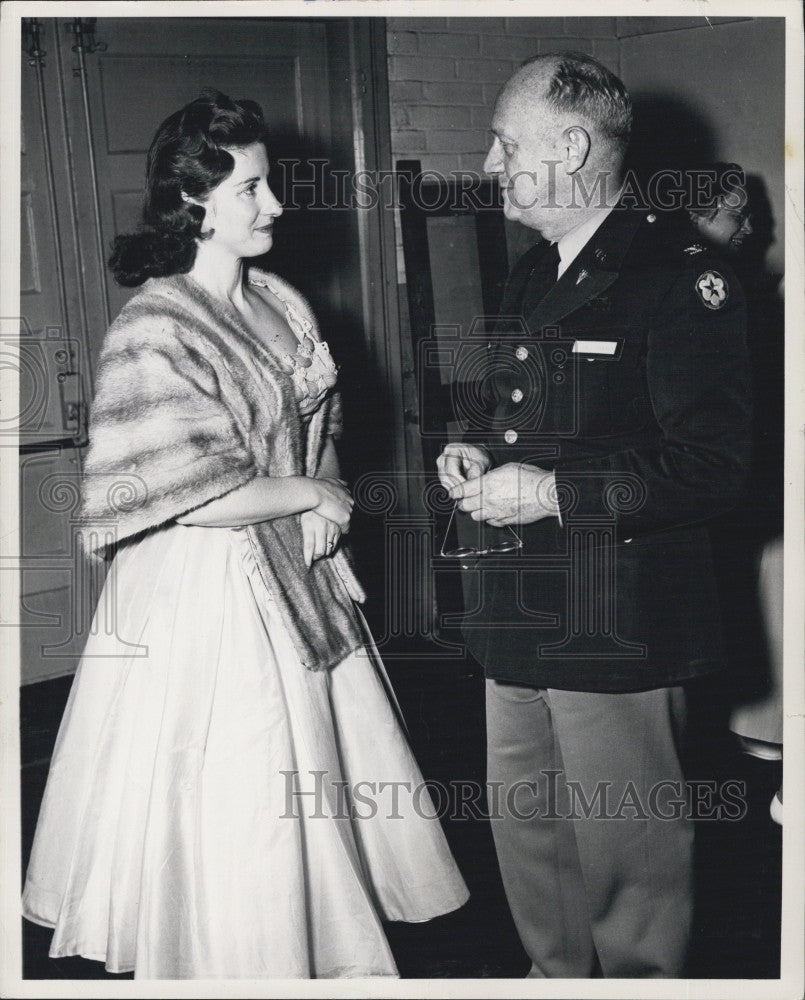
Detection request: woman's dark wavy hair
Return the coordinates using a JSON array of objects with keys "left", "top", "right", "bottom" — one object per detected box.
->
[{"left": 109, "top": 90, "right": 269, "bottom": 286}]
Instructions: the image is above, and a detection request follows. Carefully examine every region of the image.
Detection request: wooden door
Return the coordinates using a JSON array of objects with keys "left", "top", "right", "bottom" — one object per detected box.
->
[
  {"left": 18, "top": 19, "right": 96, "bottom": 683},
  {"left": 17, "top": 15, "right": 399, "bottom": 684}
]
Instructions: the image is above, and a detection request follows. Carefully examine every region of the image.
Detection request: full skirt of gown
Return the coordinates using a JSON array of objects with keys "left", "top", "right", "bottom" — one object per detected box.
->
[{"left": 22, "top": 523, "right": 469, "bottom": 978}]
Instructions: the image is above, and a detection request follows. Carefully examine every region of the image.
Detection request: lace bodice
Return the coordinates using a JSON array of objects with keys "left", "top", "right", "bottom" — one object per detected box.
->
[
  {"left": 279, "top": 335, "right": 339, "bottom": 418},
  {"left": 248, "top": 271, "right": 338, "bottom": 418}
]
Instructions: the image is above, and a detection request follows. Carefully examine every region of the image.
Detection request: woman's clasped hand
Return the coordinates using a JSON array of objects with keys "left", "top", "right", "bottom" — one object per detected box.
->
[{"left": 302, "top": 476, "right": 354, "bottom": 566}]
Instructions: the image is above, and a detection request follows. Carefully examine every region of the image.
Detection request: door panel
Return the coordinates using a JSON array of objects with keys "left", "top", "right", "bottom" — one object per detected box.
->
[
  {"left": 18, "top": 23, "right": 93, "bottom": 685},
  {"left": 19, "top": 65, "right": 82, "bottom": 446},
  {"left": 98, "top": 57, "right": 303, "bottom": 153}
]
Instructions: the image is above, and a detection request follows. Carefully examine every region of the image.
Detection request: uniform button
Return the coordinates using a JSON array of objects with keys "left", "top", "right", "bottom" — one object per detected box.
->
[
  {"left": 646, "top": 213, "right": 656, "bottom": 223},
  {"left": 504, "top": 429, "right": 518, "bottom": 444},
  {"left": 515, "top": 346, "right": 529, "bottom": 361},
  {"left": 511, "top": 388, "right": 524, "bottom": 403}
]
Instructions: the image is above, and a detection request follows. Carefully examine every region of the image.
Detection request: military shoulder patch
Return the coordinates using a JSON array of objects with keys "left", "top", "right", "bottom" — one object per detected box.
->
[{"left": 695, "top": 270, "right": 729, "bottom": 310}]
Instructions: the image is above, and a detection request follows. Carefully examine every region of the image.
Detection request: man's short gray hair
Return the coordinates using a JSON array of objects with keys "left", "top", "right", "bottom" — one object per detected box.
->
[{"left": 526, "top": 52, "right": 633, "bottom": 152}]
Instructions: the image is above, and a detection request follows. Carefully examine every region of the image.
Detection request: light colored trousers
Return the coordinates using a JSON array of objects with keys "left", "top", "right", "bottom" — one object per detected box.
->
[{"left": 486, "top": 680, "right": 693, "bottom": 978}]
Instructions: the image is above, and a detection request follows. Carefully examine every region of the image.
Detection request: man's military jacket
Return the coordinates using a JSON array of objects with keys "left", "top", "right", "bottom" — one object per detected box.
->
[{"left": 461, "top": 203, "right": 752, "bottom": 692}]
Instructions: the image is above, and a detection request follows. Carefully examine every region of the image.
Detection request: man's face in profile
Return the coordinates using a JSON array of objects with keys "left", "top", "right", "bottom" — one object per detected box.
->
[{"left": 484, "top": 91, "right": 564, "bottom": 239}]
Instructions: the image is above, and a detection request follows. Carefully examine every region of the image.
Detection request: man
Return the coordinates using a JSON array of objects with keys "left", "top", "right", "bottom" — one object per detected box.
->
[{"left": 437, "top": 54, "right": 752, "bottom": 977}]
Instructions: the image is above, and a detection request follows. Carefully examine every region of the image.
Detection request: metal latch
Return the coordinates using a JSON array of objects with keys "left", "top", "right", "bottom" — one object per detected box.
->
[{"left": 54, "top": 345, "right": 87, "bottom": 445}]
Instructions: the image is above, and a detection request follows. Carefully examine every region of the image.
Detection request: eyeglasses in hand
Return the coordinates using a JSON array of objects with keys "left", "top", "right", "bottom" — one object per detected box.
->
[{"left": 438, "top": 500, "right": 523, "bottom": 560}]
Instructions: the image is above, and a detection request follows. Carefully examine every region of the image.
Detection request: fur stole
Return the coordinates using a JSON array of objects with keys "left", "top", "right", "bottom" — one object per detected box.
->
[{"left": 80, "top": 267, "right": 366, "bottom": 671}]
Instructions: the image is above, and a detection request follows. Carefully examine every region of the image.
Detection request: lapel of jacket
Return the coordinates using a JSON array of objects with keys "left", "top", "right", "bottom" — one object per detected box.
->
[
  {"left": 524, "top": 204, "right": 646, "bottom": 332},
  {"left": 494, "top": 239, "right": 551, "bottom": 326}
]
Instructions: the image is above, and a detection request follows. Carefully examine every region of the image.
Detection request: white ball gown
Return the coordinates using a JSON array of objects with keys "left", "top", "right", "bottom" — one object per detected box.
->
[{"left": 22, "top": 331, "right": 469, "bottom": 979}]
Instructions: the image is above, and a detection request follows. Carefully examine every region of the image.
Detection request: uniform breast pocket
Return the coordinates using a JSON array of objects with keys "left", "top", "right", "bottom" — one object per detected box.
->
[{"left": 573, "top": 331, "right": 651, "bottom": 437}]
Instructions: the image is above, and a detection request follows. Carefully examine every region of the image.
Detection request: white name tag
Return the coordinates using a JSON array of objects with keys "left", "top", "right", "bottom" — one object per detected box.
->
[{"left": 572, "top": 340, "right": 619, "bottom": 355}]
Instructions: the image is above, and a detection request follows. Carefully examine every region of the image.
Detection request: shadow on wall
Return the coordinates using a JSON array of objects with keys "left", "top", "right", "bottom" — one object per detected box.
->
[{"left": 625, "top": 94, "right": 720, "bottom": 196}]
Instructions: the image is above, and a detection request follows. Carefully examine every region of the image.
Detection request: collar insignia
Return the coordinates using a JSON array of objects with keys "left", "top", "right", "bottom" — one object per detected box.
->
[{"left": 576, "top": 268, "right": 589, "bottom": 285}]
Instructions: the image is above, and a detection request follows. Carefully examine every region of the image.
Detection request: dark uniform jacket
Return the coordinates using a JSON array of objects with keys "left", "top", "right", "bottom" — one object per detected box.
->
[{"left": 462, "top": 203, "right": 752, "bottom": 692}]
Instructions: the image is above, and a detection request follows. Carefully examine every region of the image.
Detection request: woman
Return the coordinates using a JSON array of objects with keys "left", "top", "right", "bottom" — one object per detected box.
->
[
  {"left": 22, "top": 91, "right": 468, "bottom": 979},
  {"left": 686, "top": 164, "right": 784, "bottom": 820},
  {"left": 686, "top": 161, "right": 753, "bottom": 255}
]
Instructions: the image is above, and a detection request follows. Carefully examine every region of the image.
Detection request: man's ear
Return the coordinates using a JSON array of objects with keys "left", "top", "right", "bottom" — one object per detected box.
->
[{"left": 562, "top": 125, "right": 591, "bottom": 175}]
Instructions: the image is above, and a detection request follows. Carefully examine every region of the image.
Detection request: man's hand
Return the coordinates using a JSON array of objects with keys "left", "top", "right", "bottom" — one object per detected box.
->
[
  {"left": 436, "top": 443, "right": 493, "bottom": 492},
  {"left": 449, "top": 462, "right": 560, "bottom": 526},
  {"left": 301, "top": 509, "right": 342, "bottom": 568}
]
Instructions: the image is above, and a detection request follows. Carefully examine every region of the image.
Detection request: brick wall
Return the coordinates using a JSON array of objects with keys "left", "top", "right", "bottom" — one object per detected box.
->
[{"left": 387, "top": 17, "right": 620, "bottom": 177}]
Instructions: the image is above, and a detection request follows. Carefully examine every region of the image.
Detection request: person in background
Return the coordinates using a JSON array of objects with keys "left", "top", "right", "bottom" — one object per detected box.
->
[
  {"left": 686, "top": 164, "right": 784, "bottom": 822},
  {"left": 687, "top": 163, "right": 784, "bottom": 824},
  {"left": 686, "top": 161, "right": 754, "bottom": 255}
]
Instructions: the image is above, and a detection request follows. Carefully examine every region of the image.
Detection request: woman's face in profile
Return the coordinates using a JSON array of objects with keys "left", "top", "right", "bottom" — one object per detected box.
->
[
  {"left": 691, "top": 185, "right": 753, "bottom": 254},
  {"left": 192, "top": 141, "right": 283, "bottom": 259}
]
